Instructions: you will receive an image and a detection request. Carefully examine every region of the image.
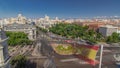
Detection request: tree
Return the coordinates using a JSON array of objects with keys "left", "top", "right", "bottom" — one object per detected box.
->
[
  {"left": 106, "top": 32, "right": 120, "bottom": 43},
  {"left": 49, "top": 23, "right": 105, "bottom": 44},
  {"left": 37, "top": 26, "right": 48, "bottom": 33},
  {"left": 6, "top": 31, "right": 32, "bottom": 46},
  {"left": 10, "top": 55, "right": 27, "bottom": 68}
]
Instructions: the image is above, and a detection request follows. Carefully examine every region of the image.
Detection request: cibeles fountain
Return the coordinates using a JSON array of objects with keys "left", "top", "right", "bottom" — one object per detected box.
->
[{"left": 0, "top": 28, "right": 10, "bottom": 68}]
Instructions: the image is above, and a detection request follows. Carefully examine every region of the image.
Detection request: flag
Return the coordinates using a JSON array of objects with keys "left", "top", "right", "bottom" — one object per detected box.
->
[{"left": 74, "top": 44, "right": 99, "bottom": 66}]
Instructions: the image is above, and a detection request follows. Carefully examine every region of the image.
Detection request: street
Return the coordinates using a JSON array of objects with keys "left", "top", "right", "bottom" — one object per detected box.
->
[
  {"left": 8, "top": 29, "right": 120, "bottom": 68},
  {"left": 37, "top": 31, "right": 119, "bottom": 68}
]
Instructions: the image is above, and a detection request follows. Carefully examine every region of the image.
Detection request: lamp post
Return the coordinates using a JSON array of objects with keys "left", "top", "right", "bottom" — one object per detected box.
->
[{"left": 99, "top": 45, "right": 103, "bottom": 68}]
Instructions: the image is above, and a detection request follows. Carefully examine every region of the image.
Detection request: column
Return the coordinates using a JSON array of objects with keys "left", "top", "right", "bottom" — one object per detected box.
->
[{"left": 0, "top": 46, "right": 4, "bottom": 67}]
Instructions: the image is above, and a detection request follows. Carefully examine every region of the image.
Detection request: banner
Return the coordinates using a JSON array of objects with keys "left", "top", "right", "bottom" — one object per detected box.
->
[{"left": 74, "top": 44, "right": 99, "bottom": 66}]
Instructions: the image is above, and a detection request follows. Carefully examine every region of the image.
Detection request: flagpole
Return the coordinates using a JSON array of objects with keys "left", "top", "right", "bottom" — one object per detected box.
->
[{"left": 99, "top": 45, "right": 103, "bottom": 68}]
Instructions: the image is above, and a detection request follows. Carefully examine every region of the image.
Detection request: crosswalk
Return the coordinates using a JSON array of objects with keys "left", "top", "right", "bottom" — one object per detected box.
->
[
  {"left": 60, "top": 58, "right": 89, "bottom": 64},
  {"left": 60, "top": 58, "right": 115, "bottom": 65}
]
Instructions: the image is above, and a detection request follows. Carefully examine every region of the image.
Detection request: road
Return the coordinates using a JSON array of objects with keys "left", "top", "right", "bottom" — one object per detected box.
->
[
  {"left": 9, "top": 29, "right": 120, "bottom": 68},
  {"left": 39, "top": 31, "right": 119, "bottom": 68}
]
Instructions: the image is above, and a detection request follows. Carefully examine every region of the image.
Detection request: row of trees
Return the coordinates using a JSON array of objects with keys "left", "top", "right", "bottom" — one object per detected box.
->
[
  {"left": 49, "top": 23, "right": 120, "bottom": 44},
  {"left": 49, "top": 23, "right": 104, "bottom": 43},
  {"left": 36, "top": 26, "right": 48, "bottom": 33},
  {"left": 6, "top": 31, "right": 33, "bottom": 46},
  {"left": 106, "top": 32, "right": 120, "bottom": 43}
]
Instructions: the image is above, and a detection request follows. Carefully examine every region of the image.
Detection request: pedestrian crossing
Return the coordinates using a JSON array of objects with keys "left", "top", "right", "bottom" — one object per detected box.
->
[{"left": 60, "top": 58, "right": 115, "bottom": 65}]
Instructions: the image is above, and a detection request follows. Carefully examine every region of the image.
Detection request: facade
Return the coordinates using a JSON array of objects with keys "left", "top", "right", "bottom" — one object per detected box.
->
[
  {"left": 35, "top": 15, "right": 59, "bottom": 29},
  {"left": 76, "top": 22, "right": 105, "bottom": 31},
  {"left": 7, "top": 14, "right": 27, "bottom": 24},
  {"left": 0, "top": 14, "right": 29, "bottom": 27},
  {"left": 99, "top": 25, "right": 118, "bottom": 37},
  {"left": 0, "top": 28, "right": 10, "bottom": 68},
  {"left": 38, "top": 20, "right": 53, "bottom": 29},
  {"left": 4, "top": 23, "right": 36, "bottom": 40}
]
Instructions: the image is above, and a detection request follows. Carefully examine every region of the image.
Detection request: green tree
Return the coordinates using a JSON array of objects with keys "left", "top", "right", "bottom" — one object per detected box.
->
[
  {"left": 6, "top": 31, "right": 32, "bottom": 46},
  {"left": 10, "top": 55, "right": 27, "bottom": 68},
  {"left": 49, "top": 23, "right": 105, "bottom": 44},
  {"left": 106, "top": 32, "right": 120, "bottom": 43},
  {"left": 36, "top": 26, "right": 48, "bottom": 33}
]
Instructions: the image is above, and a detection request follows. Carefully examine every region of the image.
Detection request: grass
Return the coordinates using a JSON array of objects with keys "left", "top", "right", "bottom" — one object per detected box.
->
[{"left": 55, "top": 44, "right": 76, "bottom": 55}]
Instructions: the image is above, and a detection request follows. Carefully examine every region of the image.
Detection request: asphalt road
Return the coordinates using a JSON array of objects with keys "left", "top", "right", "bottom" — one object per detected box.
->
[{"left": 36, "top": 30, "right": 119, "bottom": 68}]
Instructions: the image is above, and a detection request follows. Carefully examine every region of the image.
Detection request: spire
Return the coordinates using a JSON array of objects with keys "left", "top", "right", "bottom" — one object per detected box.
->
[{"left": 18, "top": 14, "right": 22, "bottom": 17}]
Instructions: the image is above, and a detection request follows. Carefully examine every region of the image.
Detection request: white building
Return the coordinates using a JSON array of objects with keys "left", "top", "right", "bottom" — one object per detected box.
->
[
  {"left": 4, "top": 23, "right": 36, "bottom": 40},
  {"left": 16, "top": 14, "right": 27, "bottom": 24},
  {"left": 0, "top": 14, "right": 28, "bottom": 25},
  {"left": 0, "top": 28, "right": 10, "bottom": 68},
  {"left": 35, "top": 15, "right": 57, "bottom": 29},
  {"left": 99, "top": 25, "right": 118, "bottom": 37}
]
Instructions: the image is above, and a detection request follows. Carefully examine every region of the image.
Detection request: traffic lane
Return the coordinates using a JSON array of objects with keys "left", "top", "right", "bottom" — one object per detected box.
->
[
  {"left": 53, "top": 53, "right": 96, "bottom": 68},
  {"left": 40, "top": 39, "right": 53, "bottom": 56},
  {"left": 53, "top": 52, "right": 118, "bottom": 68},
  {"left": 37, "top": 30, "right": 114, "bottom": 68}
]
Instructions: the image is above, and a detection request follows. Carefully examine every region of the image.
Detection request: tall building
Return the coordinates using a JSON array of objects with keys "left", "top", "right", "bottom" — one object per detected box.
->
[
  {"left": 0, "top": 28, "right": 10, "bottom": 68},
  {"left": 45, "top": 15, "right": 50, "bottom": 21}
]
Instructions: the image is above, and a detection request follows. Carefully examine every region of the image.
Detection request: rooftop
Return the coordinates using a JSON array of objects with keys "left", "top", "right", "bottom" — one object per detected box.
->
[
  {"left": 101, "top": 25, "right": 118, "bottom": 28},
  {"left": 4, "top": 23, "right": 36, "bottom": 30}
]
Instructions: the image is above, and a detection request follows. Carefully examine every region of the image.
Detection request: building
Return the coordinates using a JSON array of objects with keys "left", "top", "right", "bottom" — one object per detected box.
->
[
  {"left": 76, "top": 22, "right": 105, "bottom": 31},
  {"left": 99, "top": 25, "right": 118, "bottom": 37},
  {"left": 0, "top": 14, "right": 28, "bottom": 26},
  {"left": 0, "top": 28, "right": 10, "bottom": 68},
  {"left": 4, "top": 23, "right": 36, "bottom": 40},
  {"left": 116, "top": 27, "right": 120, "bottom": 34},
  {"left": 35, "top": 15, "right": 57, "bottom": 29}
]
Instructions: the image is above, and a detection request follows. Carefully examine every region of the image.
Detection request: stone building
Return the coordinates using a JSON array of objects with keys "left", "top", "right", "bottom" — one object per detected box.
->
[
  {"left": 99, "top": 25, "right": 118, "bottom": 37},
  {"left": 0, "top": 28, "right": 10, "bottom": 68},
  {"left": 4, "top": 23, "right": 36, "bottom": 40}
]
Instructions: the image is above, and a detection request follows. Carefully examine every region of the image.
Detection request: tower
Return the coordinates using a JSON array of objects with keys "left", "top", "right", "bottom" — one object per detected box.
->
[
  {"left": 45, "top": 14, "right": 50, "bottom": 21},
  {"left": 17, "top": 14, "right": 27, "bottom": 24},
  {"left": 0, "top": 28, "right": 10, "bottom": 68}
]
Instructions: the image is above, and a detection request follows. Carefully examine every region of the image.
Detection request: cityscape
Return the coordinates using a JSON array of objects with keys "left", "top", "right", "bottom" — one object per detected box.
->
[{"left": 1, "top": 0, "right": 120, "bottom": 68}]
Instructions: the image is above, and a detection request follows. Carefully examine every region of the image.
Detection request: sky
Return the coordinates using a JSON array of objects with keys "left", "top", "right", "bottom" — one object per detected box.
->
[{"left": 0, "top": 0, "right": 120, "bottom": 18}]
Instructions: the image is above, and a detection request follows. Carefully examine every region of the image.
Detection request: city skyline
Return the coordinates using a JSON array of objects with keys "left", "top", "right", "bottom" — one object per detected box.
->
[{"left": 0, "top": 0, "right": 120, "bottom": 18}]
